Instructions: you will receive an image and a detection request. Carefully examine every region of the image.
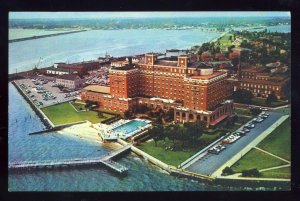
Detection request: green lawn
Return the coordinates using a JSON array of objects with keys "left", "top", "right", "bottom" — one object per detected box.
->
[
  {"left": 231, "top": 148, "right": 288, "bottom": 173},
  {"left": 70, "top": 101, "right": 86, "bottom": 111},
  {"left": 234, "top": 108, "right": 252, "bottom": 116},
  {"left": 217, "top": 33, "right": 233, "bottom": 50},
  {"left": 41, "top": 102, "right": 115, "bottom": 125},
  {"left": 261, "top": 166, "right": 291, "bottom": 179},
  {"left": 257, "top": 118, "right": 291, "bottom": 161},
  {"left": 137, "top": 139, "right": 196, "bottom": 166}
]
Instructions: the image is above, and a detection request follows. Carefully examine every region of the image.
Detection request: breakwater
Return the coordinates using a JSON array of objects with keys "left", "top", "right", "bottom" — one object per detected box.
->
[
  {"left": 29, "top": 121, "right": 87, "bottom": 135},
  {"left": 9, "top": 30, "right": 87, "bottom": 43}
]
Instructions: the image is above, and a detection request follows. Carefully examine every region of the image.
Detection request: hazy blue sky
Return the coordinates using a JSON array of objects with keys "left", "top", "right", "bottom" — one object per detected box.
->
[{"left": 10, "top": 12, "right": 290, "bottom": 19}]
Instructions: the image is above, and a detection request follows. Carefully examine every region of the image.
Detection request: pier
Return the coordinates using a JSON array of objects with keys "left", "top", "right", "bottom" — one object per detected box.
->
[{"left": 9, "top": 144, "right": 132, "bottom": 175}]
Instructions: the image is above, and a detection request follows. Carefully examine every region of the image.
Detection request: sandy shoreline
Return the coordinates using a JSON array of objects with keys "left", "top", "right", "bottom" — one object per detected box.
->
[{"left": 57, "top": 122, "right": 122, "bottom": 150}]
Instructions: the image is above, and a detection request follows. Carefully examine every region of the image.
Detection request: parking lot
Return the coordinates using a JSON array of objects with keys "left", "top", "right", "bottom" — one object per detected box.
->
[
  {"left": 15, "top": 78, "right": 81, "bottom": 108},
  {"left": 85, "top": 67, "right": 109, "bottom": 86},
  {"left": 185, "top": 110, "right": 284, "bottom": 176}
]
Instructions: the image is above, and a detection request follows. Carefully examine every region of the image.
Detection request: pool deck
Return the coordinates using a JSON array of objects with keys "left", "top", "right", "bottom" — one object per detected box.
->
[{"left": 99, "top": 118, "right": 152, "bottom": 141}]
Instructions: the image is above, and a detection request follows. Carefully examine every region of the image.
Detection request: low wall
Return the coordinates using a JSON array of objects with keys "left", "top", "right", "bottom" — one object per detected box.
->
[
  {"left": 117, "top": 139, "right": 216, "bottom": 181},
  {"left": 131, "top": 146, "right": 172, "bottom": 173},
  {"left": 211, "top": 115, "right": 289, "bottom": 177}
]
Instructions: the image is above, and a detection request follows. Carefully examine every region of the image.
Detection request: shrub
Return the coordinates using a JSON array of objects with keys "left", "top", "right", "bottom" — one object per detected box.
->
[
  {"left": 242, "top": 168, "right": 261, "bottom": 177},
  {"left": 222, "top": 166, "right": 234, "bottom": 176}
]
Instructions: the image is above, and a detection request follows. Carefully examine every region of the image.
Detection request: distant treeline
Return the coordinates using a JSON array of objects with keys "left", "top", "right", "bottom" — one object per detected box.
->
[{"left": 9, "top": 17, "right": 290, "bottom": 30}]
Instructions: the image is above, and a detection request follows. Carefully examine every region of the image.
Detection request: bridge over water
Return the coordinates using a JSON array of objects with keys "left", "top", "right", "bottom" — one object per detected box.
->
[{"left": 9, "top": 144, "right": 132, "bottom": 175}]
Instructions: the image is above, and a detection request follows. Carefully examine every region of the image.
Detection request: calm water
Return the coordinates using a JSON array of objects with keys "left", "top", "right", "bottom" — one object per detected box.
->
[
  {"left": 8, "top": 83, "right": 228, "bottom": 191},
  {"left": 112, "top": 120, "right": 147, "bottom": 135},
  {"left": 9, "top": 29, "right": 221, "bottom": 74}
]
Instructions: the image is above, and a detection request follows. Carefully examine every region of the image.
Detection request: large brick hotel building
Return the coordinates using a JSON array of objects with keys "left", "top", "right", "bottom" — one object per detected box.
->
[{"left": 81, "top": 53, "right": 234, "bottom": 127}]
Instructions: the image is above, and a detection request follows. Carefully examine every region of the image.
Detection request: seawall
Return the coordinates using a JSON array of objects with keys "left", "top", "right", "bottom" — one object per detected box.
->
[{"left": 12, "top": 81, "right": 54, "bottom": 129}]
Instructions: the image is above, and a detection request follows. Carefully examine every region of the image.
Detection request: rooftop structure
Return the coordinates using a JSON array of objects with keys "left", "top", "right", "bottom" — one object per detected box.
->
[{"left": 83, "top": 85, "right": 110, "bottom": 94}]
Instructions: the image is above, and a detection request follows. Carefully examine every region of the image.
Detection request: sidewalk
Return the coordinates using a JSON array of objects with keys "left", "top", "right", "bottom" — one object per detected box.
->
[
  {"left": 253, "top": 147, "right": 290, "bottom": 164},
  {"left": 259, "top": 164, "right": 290, "bottom": 172},
  {"left": 234, "top": 102, "right": 289, "bottom": 110}
]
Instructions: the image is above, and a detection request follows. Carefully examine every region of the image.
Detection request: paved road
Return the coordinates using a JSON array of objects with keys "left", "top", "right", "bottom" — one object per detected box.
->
[{"left": 185, "top": 110, "right": 284, "bottom": 176}]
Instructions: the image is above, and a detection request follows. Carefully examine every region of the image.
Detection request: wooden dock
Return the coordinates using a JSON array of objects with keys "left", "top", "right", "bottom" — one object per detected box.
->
[{"left": 9, "top": 145, "right": 132, "bottom": 175}]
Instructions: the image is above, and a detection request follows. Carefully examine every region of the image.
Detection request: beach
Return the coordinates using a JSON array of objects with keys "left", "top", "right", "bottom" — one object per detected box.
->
[{"left": 57, "top": 121, "right": 122, "bottom": 149}]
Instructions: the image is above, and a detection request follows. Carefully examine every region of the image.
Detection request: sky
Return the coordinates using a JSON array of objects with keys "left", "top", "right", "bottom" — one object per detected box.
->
[{"left": 9, "top": 12, "right": 290, "bottom": 19}]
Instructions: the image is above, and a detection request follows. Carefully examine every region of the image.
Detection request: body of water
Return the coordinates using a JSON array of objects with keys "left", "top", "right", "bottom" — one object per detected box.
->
[
  {"left": 9, "top": 29, "right": 221, "bottom": 74},
  {"left": 8, "top": 26, "right": 290, "bottom": 191}
]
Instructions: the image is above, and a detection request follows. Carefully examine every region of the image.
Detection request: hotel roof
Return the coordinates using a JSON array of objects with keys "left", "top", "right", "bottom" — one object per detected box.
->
[
  {"left": 83, "top": 85, "right": 110, "bottom": 94},
  {"left": 240, "top": 78, "right": 287, "bottom": 85},
  {"left": 190, "top": 71, "right": 226, "bottom": 79}
]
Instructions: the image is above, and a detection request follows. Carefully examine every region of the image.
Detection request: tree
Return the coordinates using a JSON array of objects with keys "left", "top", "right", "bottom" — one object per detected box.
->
[
  {"left": 242, "top": 168, "right": 261, "bottom": 177},
  {"left": 231, "top": 57, "right": 239, "bottom": 67},
  {"left": 85, "top": 100, "right": 99, "bottom": 110},
  {"left": 222, "top": 167, "right": 234, "bottom": 176},
  {"left": 183, "top": 121, "right": 205, "bottom": 147},
  {"left": 97, "top": 111, "right": 104, "bottom": 118},
  {"left": 266, "top": 91, "right": 278, "bottom": 105},
  {"left": 232, "top": 89, "right": 254, "bottom": 104},
  {"left": 250, "top": 108, "right": 262, "bottom": 116},
  {"left": 124, "top": 110, "right": 132, "bottom": 119},
  {"left": 168, "top": 124, "right": 180, "bottom": 144},
  {"left": 135, "top": 103, "right": 149, "bottom": 114},
  {"left": 282, "top": 79, "right": 291, "bottom": 102},
  {"left": 164, "top": 108, "right": 174, "bottom": 122},
  {"left": 149, "top": 124, "right": 164, "bottom": 146},
  {"left": 177, "top": 126, "right": 188, "bottom": 148}
]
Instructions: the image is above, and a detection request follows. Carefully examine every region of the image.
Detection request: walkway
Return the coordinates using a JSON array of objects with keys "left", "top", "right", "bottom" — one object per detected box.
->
[
  {"left": 9, "top": 144, "right": 132, "bottom": 174},
  {"left": 259, "top": 164, "right": 290, "bottom": 172},
  {"left": 253, "top": 147, "right": 290, "bottom": 164}
]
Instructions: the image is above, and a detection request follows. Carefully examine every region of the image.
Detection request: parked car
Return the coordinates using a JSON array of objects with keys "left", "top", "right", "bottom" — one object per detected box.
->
[
  {"left": 254, "top": 118, "right": 264, "bottom": 123},
  {"left": 236, "top": 131, "right": 246, "bottom": 136},
  {"left": 245, "top": 124, "right": 255, "bottom": 129},
  {"left": 208, "top": 147, "right": 220, "bottom": 154},
  {"left": 242, "top": 128, "right": 250, "bottom": 133},
  {"left": 215, "top": 144, "right": 226, "bottom": 151}
]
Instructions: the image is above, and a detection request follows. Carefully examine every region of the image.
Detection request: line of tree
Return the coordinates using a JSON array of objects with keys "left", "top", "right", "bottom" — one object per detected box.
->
[
  {"left": 148, "top": 121, "right": 206, "bottom": 150},
  {"left": 266, "top": 91, "right": 278, "bottom": 105},
  {"left": 232, "top": 89, "right": 254, "bottom": 104}
]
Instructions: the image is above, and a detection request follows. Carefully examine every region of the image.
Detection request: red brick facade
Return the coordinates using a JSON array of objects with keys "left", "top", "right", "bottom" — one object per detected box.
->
[
  {"left": 81, "top": 53, "right": 234, "bottom": 126},
  {"left": 238, "top": 67, "right": 288, "bottom": 99}
]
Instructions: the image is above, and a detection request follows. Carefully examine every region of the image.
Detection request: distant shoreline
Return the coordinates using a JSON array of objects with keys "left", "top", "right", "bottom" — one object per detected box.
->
[{"left": 9, "top": 30, "right": 88, "bottom": 43}]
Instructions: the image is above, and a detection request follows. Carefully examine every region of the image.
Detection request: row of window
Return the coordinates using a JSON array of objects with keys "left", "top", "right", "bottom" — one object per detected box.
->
[{"left": 240, "top": 83, "right": 279, "bottom": 90}]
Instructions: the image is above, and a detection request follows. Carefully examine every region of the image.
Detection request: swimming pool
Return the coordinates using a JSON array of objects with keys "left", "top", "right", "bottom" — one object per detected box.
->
[{"left": 112, "top": 120, "right": 148, "bottom": 136}]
